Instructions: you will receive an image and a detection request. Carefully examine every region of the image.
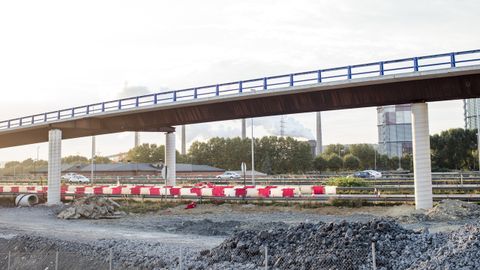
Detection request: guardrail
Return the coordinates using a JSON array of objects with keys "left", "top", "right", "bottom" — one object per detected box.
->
[{"left": 0, "top": 49, "right": 479, "bottom": 131}]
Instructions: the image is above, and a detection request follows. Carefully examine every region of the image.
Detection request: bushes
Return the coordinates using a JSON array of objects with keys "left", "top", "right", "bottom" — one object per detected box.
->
[{"left": 326, "top": 177, "right": 369, "bottom": 187}]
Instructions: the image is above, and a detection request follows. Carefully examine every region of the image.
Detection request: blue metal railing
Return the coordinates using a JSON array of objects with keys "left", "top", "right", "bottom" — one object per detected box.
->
[{"left": 1, "top": 49, "right": 479, "bottom": 130}]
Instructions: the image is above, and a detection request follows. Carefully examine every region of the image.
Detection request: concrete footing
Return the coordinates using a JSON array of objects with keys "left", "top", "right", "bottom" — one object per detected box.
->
[
  {"left": 165, "top": 131, "right": 176, "bottom": 186},
  {"left": 47, "top": 129, "right": 62, "bottom": 205},
  {"left": 411, "top": 103, "right": 433, "bottom": 210}
]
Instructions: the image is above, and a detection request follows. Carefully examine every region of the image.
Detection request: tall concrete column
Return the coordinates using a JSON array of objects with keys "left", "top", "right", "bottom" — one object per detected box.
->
[
  {"left": 241, "top": 119, "right": 246, "bottom": 139},
  {"left": 411, "top": 103, "right": 433, "bottom": 209},
  {"left": 165, "top": 132, "right": 176, "bottom": 186},
  {"left": 316, "top": 112, "right": 323, "bottom": 156},
  {"left": 181, "top": 125, "right": 186, "bottom": 155},
  {"left": 47, "top": 129, "right": 62, "bottom": 205}
]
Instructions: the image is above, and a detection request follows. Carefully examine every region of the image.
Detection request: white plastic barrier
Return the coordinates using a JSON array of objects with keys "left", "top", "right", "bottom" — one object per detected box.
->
[
  {"left": 324, "top": 186, "right": 337, "bottom": 195},
  {"left": 224, "top": 188, "right": 236, "bottom": 197},
  {"left": 84, "top": 187, "right": 94, "bottom": 194},
  {"left": 201, "top": 188, "right": 213, "bottom": 196}
]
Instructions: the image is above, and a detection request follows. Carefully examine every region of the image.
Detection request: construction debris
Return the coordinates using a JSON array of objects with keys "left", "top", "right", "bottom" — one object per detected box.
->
[{"left": 57, "top": 196, "right": 125, "bottom": 219}]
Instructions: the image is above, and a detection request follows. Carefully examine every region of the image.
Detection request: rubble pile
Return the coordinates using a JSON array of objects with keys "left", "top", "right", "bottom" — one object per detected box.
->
[
  {"left": 196, "top": 219, "right": 480, "bottom": 270},
  {"left": 57, "top": 196, "right": 125, "bottom": 219},
  {"left": 399, "top": 199, "right": 480, "bottom": 222}
]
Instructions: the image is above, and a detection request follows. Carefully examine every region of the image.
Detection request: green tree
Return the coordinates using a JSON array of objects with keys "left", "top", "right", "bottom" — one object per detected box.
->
[
  {"left": 430, "top": 128, "right": 477, "bottom": 171},
  {"left": 327, "top": 154, "right": 343, "bottom": 172},
  {"left": 62, "top": 155, "right": 88, "bottom": 164},
  {"left": 125, "top": 143, "right": 164, "bottom": 163},
  {"left": 313, "top": 155, "right": 328, "bottom": 172},
  {"left": 91, "top": 156, "right": 113, "bottom": 164},
  {"left": 343, "top": 154, "right": 360, "bottom": 170},
  {"left": 324, "top": 144, "right": 349, "bottom": 157},
  {"left": 349, "top": 144, "right": 377, "bottom": 169}
]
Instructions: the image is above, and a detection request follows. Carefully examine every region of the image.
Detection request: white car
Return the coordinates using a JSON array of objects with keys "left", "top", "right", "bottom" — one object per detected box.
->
[
  {"left": 68, "top": 175, "right": 91, "bottom": 183},
  {"left": 363, "top": 170, "right": 382, "bottom": 179},
  {"left": 216, "top": 171, "right": 241, "bottom": 180},
  {"left": 61, "top": 173, "right": 78, "bottom": 181}
]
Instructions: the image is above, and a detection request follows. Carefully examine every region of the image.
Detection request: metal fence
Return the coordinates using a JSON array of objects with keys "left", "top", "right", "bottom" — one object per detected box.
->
[
  {"left": 0, "top": 243, "right": 377, "bottom": 270},
  {"left": 0, "top": 251, "right": 110, "bottom": 270}
]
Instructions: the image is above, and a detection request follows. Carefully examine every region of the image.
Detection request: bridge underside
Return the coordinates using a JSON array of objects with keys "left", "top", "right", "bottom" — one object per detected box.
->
[{"left": 0, "top": 68, "right": 479, "bottom": 148}]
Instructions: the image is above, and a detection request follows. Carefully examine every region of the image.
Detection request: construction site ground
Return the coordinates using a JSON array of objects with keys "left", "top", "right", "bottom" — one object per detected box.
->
[{"left": 0, "top": 201, "right": 477, "bottom": 269}]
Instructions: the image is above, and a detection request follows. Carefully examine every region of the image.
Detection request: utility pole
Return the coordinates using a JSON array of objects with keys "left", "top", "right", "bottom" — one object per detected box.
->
[{"left": 251, "top": 118, "right": 255, "bottom": 185}]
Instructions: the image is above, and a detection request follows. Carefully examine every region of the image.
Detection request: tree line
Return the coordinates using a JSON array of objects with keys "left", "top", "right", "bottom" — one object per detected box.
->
[{"left": 0, "top": 128, "right": 477, "bottom": 176}]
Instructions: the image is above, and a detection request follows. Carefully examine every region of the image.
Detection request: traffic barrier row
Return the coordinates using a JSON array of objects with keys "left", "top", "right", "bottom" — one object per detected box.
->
[{"left": 0, "top": 184, "right": 336, "bottom": 197}]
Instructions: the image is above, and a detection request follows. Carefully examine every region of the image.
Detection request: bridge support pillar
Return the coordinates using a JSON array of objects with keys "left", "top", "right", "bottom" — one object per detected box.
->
[
  {"left": 165, "top": 131, "right": 176, "bottom": 186},
  {"left": 411, "top": 103, "right": 433, "bottom": 210},
  {"left": 47, "top": 129, "right": 62, "bottom": 205}
]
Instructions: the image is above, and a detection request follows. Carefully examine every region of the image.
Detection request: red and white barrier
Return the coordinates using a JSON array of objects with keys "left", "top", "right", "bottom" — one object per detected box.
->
[{"left": 0, "top": 184, "right": 336, "bottom": 198}]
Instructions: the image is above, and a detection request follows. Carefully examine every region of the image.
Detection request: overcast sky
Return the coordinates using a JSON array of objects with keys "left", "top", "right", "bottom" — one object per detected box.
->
[{"left": 0, "top": 0, "right": 479, "bottom": 161}]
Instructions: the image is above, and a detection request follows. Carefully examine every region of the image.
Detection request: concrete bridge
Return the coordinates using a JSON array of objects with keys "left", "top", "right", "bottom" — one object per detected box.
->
[{"left": 2, "top": 49, "right": 480, "bottom": 209}]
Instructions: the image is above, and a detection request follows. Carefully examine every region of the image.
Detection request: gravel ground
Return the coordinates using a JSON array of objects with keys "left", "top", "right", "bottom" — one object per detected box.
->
[{"left": 0, "top": 202, "right": 478, "bottom": 269}]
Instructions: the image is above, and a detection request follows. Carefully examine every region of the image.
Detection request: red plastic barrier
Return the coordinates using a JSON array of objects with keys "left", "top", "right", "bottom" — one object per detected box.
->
[
  {"left": 282, "top": 188, "right": 295, "bottom": 198},
  {"left": 191, "top": 187, "right": 202, "bottom": 196},
  {"left": 11, "top": 187, "right": 19, "bottom": 193},
  {"left": 312, "top": 186, "right": 325, "bottom": 195},
  {"left": 258, "top": 188, "right": 271, "bottom": 198},
  {"left": 235, "top": 188, "right": 247, "bottom": 197},
  {"left": 93, "top": 186, "right": 104, "bottom": 195},
  {"left": 76, "top": 187, "right": 86, "bottom": 194},
  {"left": 150, "top": 187, "right": 160, "bottom": 196},
  {"left": 170, "top": 187, "right": 181, "bottom": 196},
  {"left": 27, "top": 186, "right": 36, "bottom": 191},
  {"left": 130, "top": 186, "right": 141, "bottom": 195},
  {"left": 111, "top": 186, "right": 122, "bottom": 195},
  {"left": 0, "top": 187, "right": 3, "bottom": 193}
]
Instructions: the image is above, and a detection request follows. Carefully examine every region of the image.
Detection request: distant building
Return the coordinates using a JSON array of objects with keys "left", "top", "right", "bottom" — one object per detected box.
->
[
  {"left": 33, "top": 163, "right": 225, "bottom": 177},
  {"left": 377, "top": 104, "right": 413, "bottom": 158},
  {"left": 464, "top": 98, "right": 480, "bottom": 129}
]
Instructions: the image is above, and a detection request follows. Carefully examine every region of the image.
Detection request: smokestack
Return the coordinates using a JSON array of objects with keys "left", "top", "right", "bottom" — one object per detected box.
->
[
  {"left": 134, "top": 132, "right": 140, "bottom": 147},
  {"left": 307, "top": 140, "right": 316, "bottom": 157},
  {"left": 316, "top": 112, "right": 323, "bottom": 156},
  {"left": 181, "top": 125, "right": 186, "bottom": 155},
  {"left": 241, "top": 119, "right": 246, "bottom": 139}
]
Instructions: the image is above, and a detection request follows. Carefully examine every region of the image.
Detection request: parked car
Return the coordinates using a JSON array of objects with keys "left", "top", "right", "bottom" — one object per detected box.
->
[
  {"left": 68, "top": 175, "right": 90, "bottom": 183},
  {"left": 216, "top": 171, "right": 241, "bottom": 179}
]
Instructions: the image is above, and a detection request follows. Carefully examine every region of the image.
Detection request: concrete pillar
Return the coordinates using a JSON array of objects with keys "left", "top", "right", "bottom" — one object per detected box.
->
[
  {"left": 241, "top": 119, "right": 246, "bottom": 139},
  {"left": 181, "top": 125, "right": 186, "bottom": 155},
  {"left": 47, "top": 129, "right": 62, "bottom": 205},
  {"left": 316, "top": 112, "right": 323, "bottom": 156},
  {"left": 165, "top": 131, "right": 176, "bottom": 186},
  {"left": 411, "top": 103, "right": 433, "bottom": 209}
]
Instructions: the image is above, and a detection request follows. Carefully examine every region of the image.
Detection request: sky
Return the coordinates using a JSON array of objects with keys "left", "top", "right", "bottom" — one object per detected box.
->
[{"left": 0, "top": 0, "right": 479, "bottom": 162}]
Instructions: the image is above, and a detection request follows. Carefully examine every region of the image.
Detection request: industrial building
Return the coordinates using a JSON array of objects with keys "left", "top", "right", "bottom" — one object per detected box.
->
[{"left": 464, "top": 98, "right": 480, "bottom": 129}]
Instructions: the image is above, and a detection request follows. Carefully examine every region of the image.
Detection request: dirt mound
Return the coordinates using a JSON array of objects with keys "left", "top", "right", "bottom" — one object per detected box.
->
[{"left": 57, "top": 196, "right": 125, "bottom": 219}]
